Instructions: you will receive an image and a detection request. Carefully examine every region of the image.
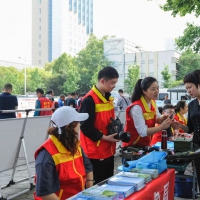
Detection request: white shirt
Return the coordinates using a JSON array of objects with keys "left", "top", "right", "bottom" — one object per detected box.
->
[{"left": 130, "top": 104, "right": 161, "bottom": 137}]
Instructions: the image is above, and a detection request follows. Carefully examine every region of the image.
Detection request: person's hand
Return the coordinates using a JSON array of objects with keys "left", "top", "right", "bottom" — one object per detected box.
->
[
  {"left": 102, "top": 133, "right": 120, "bottom": 142},
  {"left": 171, "top": 120, "right": 182, "bottom": 130},
  {"left": 160, "top": 117, "right": 171, "bottom": 130}
]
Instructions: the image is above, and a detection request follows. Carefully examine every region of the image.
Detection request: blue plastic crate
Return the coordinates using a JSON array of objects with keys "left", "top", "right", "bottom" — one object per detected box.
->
[{"left": 174, "top": 176, "right": 197, "bottom": 199}]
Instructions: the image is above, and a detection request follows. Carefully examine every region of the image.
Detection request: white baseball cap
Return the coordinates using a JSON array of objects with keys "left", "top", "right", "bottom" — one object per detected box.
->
[{"left": 51, "top": 106, "right": 89, "bottom": 129}]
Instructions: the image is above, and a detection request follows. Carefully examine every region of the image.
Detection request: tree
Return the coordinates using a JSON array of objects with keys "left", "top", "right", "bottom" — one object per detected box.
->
[
  {"left": 170, "top": 80, "right": 183, "bottom": 88},
  {"left": 75, "top": 34, "right": 112, "bottom": 92},
  {"left": 161, "top": 65, "right": 172, "bottom": 88},
  {"left": 124, "top": 64, "right": 140, "bottom": 96},
  {"left": 44, "top": 53, "right": 80, "bottom": 95},
  {"left": 177, "top": 49, "right": 200, "bottom": 80},
  {"left": 0, "top": 66, "right": 24, "bottom": 95},
  {"left": 159, "top": 0, "right": 200, "bottom": 53}
]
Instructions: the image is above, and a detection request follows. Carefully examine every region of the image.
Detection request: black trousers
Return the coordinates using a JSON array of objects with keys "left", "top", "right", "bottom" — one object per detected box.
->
[
  {"left": 89, "top": 156, "right": 114, "bottom": 184},
  {"left": 193, "top": 144, "right": 200, "bottom": 191}
]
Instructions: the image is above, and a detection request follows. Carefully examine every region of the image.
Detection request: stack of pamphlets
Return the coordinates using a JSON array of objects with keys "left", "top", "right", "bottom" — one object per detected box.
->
[
  {"left": 76, "top": 185, "right": 119, "bottom": 200},
  {"left": 108, "top": 176, "right": 145, "bottom": 191},
  {"left": 116, "top": 171, "right": 152, "bottom": 184},
  {"left": 130, "top": 168, "right": 158, "bottom": 179},
  {"left": 99, "top": 184, "right": 134, "bottom": 199}
]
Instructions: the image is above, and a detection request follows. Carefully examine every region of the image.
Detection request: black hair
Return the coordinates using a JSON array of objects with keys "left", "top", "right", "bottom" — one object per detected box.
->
[
  {"left": 175, "top": 100, "right": 186, "bottom": 113},
  {"left": 70, "top": 92, "right": 76, "bottom": 96},
  {"left": 162, "top": 104, "right": 175, "bottom": 112},
  {"left": 60, "top": 94, "right": 65, "bottom": 98},
  {"left": 158, "top": 107, "right": 163, "bottom": 115},
  {"left": 118, "top": 89, "right": 123, "bottom": 93},
  {"left": 48, "top": 121, "right": 79, "bottom": 156},
  {"left": 98, "top": 66, "right": 119, "bottom": 81},
  {"left": 4, "top": 83, "right": 12, "bottom": 91},
  {"left": 46, "top": 90, "right": 53, "bottom": 94},
  {"left": 36, "top": 88, "right": 44, "bottom": 94},
  {"left": 131, "top": 77, "right": 158, "bottom": 102},
  {"left": 183, "top": 70, "right": 200, "bottom": 88}
]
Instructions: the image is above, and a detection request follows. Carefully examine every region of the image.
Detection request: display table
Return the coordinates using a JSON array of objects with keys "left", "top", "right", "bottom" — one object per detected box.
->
[
  {"left": 125, "top": 169, "right": 175, "bottom": 200},
  {"left": 68, "top": 169, "right": 175, "bottom": 200}
]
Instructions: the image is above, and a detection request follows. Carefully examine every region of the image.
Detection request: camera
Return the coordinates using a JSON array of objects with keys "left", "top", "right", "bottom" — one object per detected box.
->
[{"left": 107, "top": 117, "right": 131, "bottom": 143}]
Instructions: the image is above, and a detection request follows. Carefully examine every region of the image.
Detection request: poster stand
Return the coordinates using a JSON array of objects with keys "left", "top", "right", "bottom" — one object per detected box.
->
[{"left": 0, "top": 108, "right": 52, "bottom": 200}]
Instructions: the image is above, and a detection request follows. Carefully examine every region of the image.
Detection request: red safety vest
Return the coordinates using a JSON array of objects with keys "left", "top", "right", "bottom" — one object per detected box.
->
[
  {"left": 123, "top": 96, "right": 156, "bottom": 147},
  {"left": 38, "top": 97, "right": 52, "bottom": 116},
  {"left": 150, "top": 124, "right": 162, "bottom": 146},
  {"left": 174, "top": 113, "right": 187, "bottom": 133},
  {"left": 34, "top": 135, "right": 86, "bottom": 200},
  {"left": 80, "top": 86, "right": 116, "bottom": 159}
]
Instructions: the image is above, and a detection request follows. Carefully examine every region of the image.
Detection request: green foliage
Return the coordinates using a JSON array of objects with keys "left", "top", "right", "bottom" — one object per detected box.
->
[
  {"left": 90, "top": 65, "right": 102, "bottom": 86},
  {"left": 124, "top": 64, "right": 140, "bottom": 96},
  {"left": 170, "top": 80, "right": 183, "bottom": 88},
  {"left": 161, "top": 65, "right": 172, "bottom": 88},
  {"left": 157, "top": 0, "right": 200, "bottom": 53},
  {"left": 44, "top": 53, "right": 80, "bottom": 95},
  {"left": 160, "top": 0, "right": 200, "bottom": 17},
  {"left": 76, "top": 34, "right": 112, "bottom": 92},
  {"left": 177, "top": 49, "right": 200, "bottom": 80},
  {"left": 0, "top": 66, "right": 24, "bottom": 95},
  {"left": 175, "top": 23, "right": 200, "bottom": 53}
]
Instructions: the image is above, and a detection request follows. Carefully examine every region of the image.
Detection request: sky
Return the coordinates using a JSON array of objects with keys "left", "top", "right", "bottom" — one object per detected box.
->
[{"left": 0, "top": 0, "right": 199, "bottom": 64}]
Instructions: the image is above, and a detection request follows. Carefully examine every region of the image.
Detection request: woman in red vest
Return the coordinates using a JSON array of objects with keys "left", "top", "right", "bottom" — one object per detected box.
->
[
  {"left": 34, "top": 106, "right": 93, "bottom": 200},
  {"left": 174, "top": 100, "right": 188, "bottom": 133},
  {"left": 123, "top": 77, "right": 172, "bottom": 147}
]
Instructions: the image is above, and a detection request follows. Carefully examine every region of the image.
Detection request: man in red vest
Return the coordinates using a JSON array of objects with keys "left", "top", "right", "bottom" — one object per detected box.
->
[
  {"left": 79, "top": 66, "right": 120, "bottom": 184},
  {"left": 33, "top": 88, "right": 52, "bottom": 116}
]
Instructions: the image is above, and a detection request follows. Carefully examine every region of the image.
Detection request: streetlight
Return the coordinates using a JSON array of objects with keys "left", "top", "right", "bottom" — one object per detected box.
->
[{"left": 18, "top": 57, "right": 27, "bottom": 96}]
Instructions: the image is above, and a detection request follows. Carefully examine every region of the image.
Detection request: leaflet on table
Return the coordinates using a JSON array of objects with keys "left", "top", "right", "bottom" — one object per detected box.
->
[
  {"left": 76, "top": 186, "right": 119, "bottom": 200},
  {"left": 108, "top": 176, "right": 145, "bottom": 188},
  {"left": 99, "top": 184, "right": 134, "bottom": 198},
  {"left": 116, "top": 171, "right": 152, "bottom": 183},
  {"left": 130, "top": 168, "right": 158, "bottom": 179}
]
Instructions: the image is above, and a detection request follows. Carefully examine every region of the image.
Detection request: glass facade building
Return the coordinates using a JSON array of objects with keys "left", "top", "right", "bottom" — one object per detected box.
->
[{"left": 48, "top": 0, "right": 62, "bottom": 62}]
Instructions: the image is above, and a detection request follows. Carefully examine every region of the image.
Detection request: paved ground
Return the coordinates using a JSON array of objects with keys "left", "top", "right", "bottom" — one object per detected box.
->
[{"left": 0, "top": 155, "right": 199, "bottom": 200}]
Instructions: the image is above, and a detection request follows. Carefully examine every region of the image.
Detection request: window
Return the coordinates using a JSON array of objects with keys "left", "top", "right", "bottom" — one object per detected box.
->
[
  {"left": 39, "top": 0, "right": 41, "bottom": 4},
  {"left": 39, "top": 60, "right": 41, "bottom": 64},
  {"left": 39, "top": 51, "right": 41, "bottom": 56},
  {"left": 39, "top": 35, "right": 41, "bottom": 39},
  {"left": 39, "top": 26, "right": 41, "bottom": 31},
  {"left": 39, "top": 8, "right": 41, "bottom": 14},
  {"left": 74, "top": 48, "right": 76, "bottom": 53},
  {"left": 39, "top": 18, "right": 41, "bottom": 22},
  {"left": 74, "top": 0, "right": 77, "bottom": 13},
  {"left": 69, "top": 39, "right": 72, "bottom": 44},
  {"left": 39, "top": 43, "right": 41, "bottom": 47},
  {"left": 69, "top": 47, "right": 72, "bottom": 52},
  {"left": 69, "top": 0, "right": 72, "bottom": 11}
]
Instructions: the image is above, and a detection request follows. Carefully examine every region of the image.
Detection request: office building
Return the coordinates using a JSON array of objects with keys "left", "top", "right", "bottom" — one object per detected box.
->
[
  {"left": 104, "top": 38, "right": 180, "bottom": 91},
  {"left": 32, "top": 0, "right": 93, "bottom": 67}
]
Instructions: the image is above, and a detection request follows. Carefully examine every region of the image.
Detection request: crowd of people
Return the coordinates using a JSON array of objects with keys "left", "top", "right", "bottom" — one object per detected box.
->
[{"left": 1, "top": 67, "right": 200, "bottom": 199}]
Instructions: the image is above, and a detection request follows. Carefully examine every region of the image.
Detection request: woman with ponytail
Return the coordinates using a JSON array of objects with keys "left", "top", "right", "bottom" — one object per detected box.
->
[
  {"left": 123, "top": 77, "right": 172, "bottom": 147},
  {"left": 174, "top": 100, "right": 188, "bottom": 133},
  {"left": 34, "top": 106, "right": 93, "bottom": 200}
]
